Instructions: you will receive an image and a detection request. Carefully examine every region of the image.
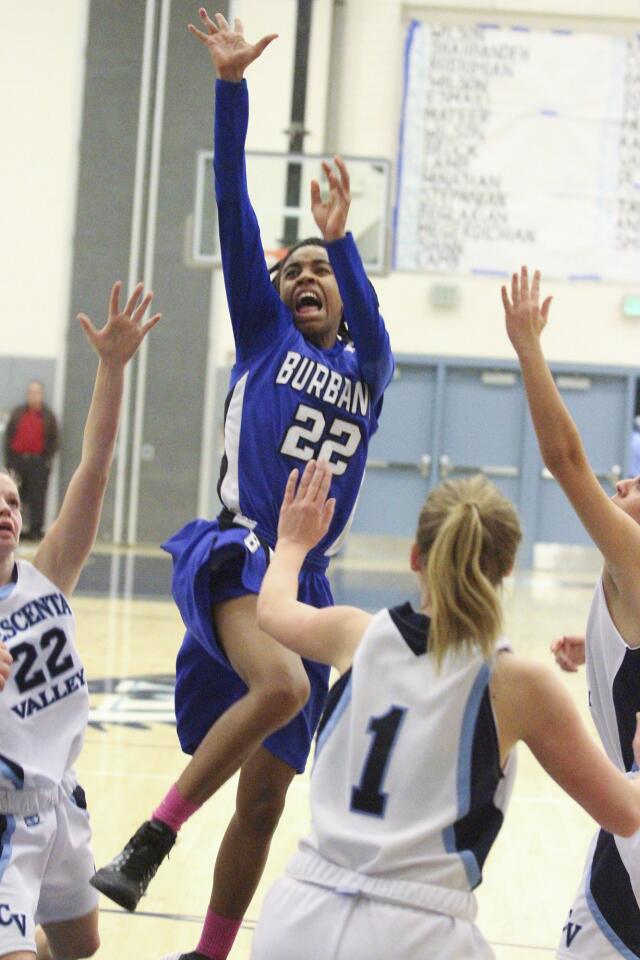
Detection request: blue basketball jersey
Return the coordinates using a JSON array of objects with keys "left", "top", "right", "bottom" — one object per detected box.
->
[{"left": 213, "top": 80, "right": 394, "bottom": 560}]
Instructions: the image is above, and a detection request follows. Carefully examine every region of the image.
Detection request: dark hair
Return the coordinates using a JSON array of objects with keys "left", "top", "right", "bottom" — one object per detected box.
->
[{"left": 269, "top": 237, "right": 352, "bottom": 343}]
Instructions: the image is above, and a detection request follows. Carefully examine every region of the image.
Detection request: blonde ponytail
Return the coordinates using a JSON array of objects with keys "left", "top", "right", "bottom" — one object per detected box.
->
[{"left": 416, "top": 476, "right": 521, "bottom": 667}]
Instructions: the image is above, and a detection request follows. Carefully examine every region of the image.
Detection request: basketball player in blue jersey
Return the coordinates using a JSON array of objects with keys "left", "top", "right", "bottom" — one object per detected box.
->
[
  {"left": 247, "top": 458, "right": 640, "bottom": 960},
  {"left": 503, "top": 267, "right": 640, "bottom": 960},
  {"left": 0, "top": 281, "right": 160, "bottom": 960},
  {"left": 91, "top": 10, "right": 394, "bottom": 960}
]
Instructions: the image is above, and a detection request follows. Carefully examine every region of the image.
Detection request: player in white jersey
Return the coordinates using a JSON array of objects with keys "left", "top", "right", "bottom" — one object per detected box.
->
[
  {"left": 0, "top": 281, "right": 159, "bottom": 960},
  {"left": 503, "top": 267, "right": 640, "bottom": 959},
  {"left": 244, "top": 459, "right": 640, "bottom": 960}
]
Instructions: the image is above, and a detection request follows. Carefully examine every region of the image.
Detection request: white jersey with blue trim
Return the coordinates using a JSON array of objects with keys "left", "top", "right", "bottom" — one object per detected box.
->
[
  {"left": 577, "top": 577, "right": 640, "bottom": 947},
  {"left": 586, "top": 577, "right": 640, "bottom": 773},
  {"left": 0, "top": 561, "right": 87, "bottom": 792},
  {"left": 297, "top": 603, "right": 515, "bottom": 901}
]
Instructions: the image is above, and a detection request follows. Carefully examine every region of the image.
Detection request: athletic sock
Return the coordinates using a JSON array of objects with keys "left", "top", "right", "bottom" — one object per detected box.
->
[
  {"left": 196, "top": 908, "right": 242, "bottom": 960},
  {"left": 151, "top": 783, "right": 201, "bottom": 834}
]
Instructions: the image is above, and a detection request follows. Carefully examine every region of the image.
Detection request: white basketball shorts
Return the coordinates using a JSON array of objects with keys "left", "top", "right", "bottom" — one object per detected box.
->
[
  {"left": 557, "top": 829, "right": 640, "bottom": 959},
  {"left": 250, "top": 874, "right": 495, "bottom": 960},
  {"left": 0, "top": 785, "right": 99, "bottom": 955}
]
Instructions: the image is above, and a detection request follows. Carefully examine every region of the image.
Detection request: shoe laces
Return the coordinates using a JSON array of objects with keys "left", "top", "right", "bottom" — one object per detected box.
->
[{"left": 114, "top": 823, "right": 173, "bottom": 885}]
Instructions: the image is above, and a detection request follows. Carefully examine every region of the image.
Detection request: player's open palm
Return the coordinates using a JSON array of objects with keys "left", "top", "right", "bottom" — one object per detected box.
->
[
  {"left": 501, "top": 266, "right": 552, "bottom": 356},
  {"left": 188, "top": 8, "right": 277, "bottom": 81},
  {"left": 0, "top": 642, "right": 12, "bottom": 691},
  {"left": 278, "top": 460, "right": 336, "bottom": 552},
  {"left": 311, "top": 157, "right": 351, "bottom": 243},
  {"left": 77, "top": 281, "right": 161, "bottom": 368}
]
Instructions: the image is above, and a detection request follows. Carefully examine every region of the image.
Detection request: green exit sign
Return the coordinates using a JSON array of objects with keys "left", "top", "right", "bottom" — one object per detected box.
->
[
  {"left": 430, "top": 284, "right": 460, "bottom": 309},
  {"left": 623, "top": 295, "right": 640, "bottom": 317}
]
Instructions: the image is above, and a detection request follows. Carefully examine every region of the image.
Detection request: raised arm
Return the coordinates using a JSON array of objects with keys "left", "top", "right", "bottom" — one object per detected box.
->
[
  {"left": 34, "top": 282, "right": 160, "bottom": 596},
  {"left": 256, "top": 460, "right": 371, "bottom": 673},
  {"left": 189, "top": 9, "right": 284, "bottom": 357},
  {"left": 503, "top": 267, "right": 640, "bottom": 605},
  {"left": 494, "top": 654, "right": 640, "bottom": 837},
  {"left": 312, "top": 157, "right": 394, "bottom": 403}
]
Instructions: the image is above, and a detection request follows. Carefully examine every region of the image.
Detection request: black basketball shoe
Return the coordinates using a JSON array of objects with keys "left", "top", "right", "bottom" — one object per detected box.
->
[{"left": 90, "top": 819, "right": 176, "bottom": 911}]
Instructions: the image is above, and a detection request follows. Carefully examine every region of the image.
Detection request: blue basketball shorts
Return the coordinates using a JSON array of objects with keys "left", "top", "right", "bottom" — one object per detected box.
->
[{"left": 162, "top": 516, "right": 332, "bottom": 774}]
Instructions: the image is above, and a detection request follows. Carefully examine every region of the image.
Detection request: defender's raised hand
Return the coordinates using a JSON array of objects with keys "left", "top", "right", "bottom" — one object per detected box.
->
[
  {"left": 501, "top": 266, "right": 553, "bottom": 356},
  {"left": 77, "top": 281, "right": 161, "bottom": 367},
  {"left": 277, "top": 460, "right": 336, "bottom": 552},
  {"left": 188, "top": 8, "right": 277, "bottom": 82},
  {"left": 311, "top": 156, "right": 351, "bottom": 243}
]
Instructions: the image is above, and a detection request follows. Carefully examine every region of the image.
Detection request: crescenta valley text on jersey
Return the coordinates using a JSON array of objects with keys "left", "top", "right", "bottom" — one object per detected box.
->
[{"left": 0, "top": 561, "right": 88, "bottom": 792}]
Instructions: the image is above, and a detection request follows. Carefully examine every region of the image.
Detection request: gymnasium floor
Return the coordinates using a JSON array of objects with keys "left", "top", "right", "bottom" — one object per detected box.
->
[{"left": 31, "top": 540, "right": 604, "bottom": 959}]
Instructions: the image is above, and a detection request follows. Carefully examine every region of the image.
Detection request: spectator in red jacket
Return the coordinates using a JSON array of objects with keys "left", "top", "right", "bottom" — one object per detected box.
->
[{"left": 4, "top": 381, "right": 59, "bottom": 540}]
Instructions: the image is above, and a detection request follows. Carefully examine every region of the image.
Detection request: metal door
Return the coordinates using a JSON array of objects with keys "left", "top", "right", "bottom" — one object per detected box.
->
[
  {"left": 534, "top": 372, "right": 629, "bottom": 546},
  {"left": 437, "top": 366, "right": 526, "bottom": 503},
  {"left": 351, "top": 362, "right": 438, "bottom": 535}
]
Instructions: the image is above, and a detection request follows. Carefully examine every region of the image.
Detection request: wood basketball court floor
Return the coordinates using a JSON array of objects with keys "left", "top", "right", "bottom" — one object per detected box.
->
[{"left": 35, "top": 542, "right": 603, "bottom": 960}]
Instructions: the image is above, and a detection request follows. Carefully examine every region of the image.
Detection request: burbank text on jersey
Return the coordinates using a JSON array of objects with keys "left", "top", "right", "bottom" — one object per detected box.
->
[{"left": 276, "top": 350, "right": 371, "bottom": 417}]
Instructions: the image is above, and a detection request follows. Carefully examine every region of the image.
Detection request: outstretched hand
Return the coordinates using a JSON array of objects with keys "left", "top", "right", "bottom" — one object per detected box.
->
[
  {"left": 277, "top": 460, "right": 336, "bottom": 553},
  {"left": 188, "top": 8, "right": 277, "bottom": 82},
  {"left": 311, "top": 157, "right": 351, "bottom": 243},
  {"left": 0, "top": 642, "right": 12, "bottom": 692},
  {"left": 550, "top": 635, "right": 586, "bottom": 673},
  {"left": 501, "top": 266, "right": 552, "bottom": 356},
  {"left": 77, "top": 282, "right": 161, "bottom": 367}
]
